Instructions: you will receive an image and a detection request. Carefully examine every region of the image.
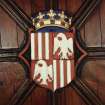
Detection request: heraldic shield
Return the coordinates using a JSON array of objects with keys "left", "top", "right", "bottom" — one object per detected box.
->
[{"left": 31, "top": 31, "right": 74, "bottom": 91}]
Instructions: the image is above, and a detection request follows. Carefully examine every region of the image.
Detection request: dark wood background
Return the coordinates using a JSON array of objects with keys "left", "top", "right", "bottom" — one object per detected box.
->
[{"left": 0, "top": 0, "right": 105, "bottom": 105}]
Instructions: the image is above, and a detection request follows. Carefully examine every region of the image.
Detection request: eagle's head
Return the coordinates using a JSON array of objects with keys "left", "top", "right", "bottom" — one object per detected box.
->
[
  {"left": 36, "top": 60, "right": 47, "bottom": 70},
  {"left": 56, "top": 33, "right": 67, "bottom": 42}
]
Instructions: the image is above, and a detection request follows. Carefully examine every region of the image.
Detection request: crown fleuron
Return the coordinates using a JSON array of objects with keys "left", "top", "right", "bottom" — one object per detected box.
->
[{"left": 32, "top": 9, "right": 72, "bottom": 30}]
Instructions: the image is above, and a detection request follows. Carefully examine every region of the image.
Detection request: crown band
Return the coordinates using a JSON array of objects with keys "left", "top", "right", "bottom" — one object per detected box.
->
[{"left": 32, "top": 9, "right": 72, "bottom": 30}]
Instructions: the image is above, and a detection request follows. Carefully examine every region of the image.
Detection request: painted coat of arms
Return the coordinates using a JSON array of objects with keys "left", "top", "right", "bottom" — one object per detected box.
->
[{"left": 30, "top": 10, "right": 75, "bottom": 91}]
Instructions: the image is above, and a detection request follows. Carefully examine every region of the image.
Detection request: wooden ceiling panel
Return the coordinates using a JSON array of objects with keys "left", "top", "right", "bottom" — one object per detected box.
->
[
  {"left": 99, "top": 0, "right": 105, "bottom": 47},
  {"left": 59, "top": 0, "right": 82, "bottom": 14},
  {"left": 0, "top": 62, "right": 26, "bottom": 105},
  {"left": 55, "top": 86, "right": 87, "bottom": 105},
  {"left": 84, "top": 6, "right": 101, "bottom": 47},
  {"left": 23, "top": 86, "right": 52, "bottom": 105},
  {"left": 0, "top": 7, "right": 18, "bottom": 48},
  {"left": 66, "top": 0, "right": 82, "bottom": 14},
  {"left": 31, "top": 0, "right": 45, "bottom": 14},
  {"left": 0, "top": 7, "right": 25, "bottom": 49},
  {"left": 81, "top": 60, "right": 105, "bottom": 84},
  {"left": 81, "top": 60, "right": 105, "bottom": 104}
]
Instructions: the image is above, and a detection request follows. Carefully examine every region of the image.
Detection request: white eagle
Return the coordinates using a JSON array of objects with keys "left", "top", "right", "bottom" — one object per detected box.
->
[
  {"left": 53, "top": 33, "right": 73, "bottom": 59},
  {"left": 33, "top": 60, "right": 53, "bottom": 85}
]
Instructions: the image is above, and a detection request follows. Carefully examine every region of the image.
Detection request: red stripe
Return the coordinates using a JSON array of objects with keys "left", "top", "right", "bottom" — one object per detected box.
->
[
  {"left": 31, "top": 60, "right": 35, "bottom": 79},
  {"left": 71, "top": 60, "right": 74, "bottom": 80},
  {"left": 64, "top": 60, "right": 67, "bottom": 86},
  {"left": 56, "top": 60, "right": 60, "bottom": 88},
  {"left": 49, "top": 33, "right": 53, "bottom": 60},
  {"left": 42, "top": 33, "right": 45, "bottom": 59}
]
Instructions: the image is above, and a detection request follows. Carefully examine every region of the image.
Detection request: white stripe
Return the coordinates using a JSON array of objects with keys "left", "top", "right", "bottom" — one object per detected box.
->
[
  {"left": 53, "top": 60, "right": 57, "bottom": 91},
  {"left": 31, "top": 33, "right": 35, "bottom": 60},
  {"left": 60, "top": 60, "right": 64, "bottom": 87},
  {"left": 38, "top": 33, "right": 42, "bottom": 59},
  {"left": 67, "top": 60, "right": 71, "bottom": 83},
  {"left": 45, "top": 32, "right": 49, "bottom": 59}
]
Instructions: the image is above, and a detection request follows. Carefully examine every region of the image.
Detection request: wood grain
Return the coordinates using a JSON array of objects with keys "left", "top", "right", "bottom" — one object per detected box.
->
[
  {"left": 99, "top": 0, "right": 105, "bottom": 47},
  {"left": 84, "top": 6, "right": 101, "bottom": 47},
  {"left": 54, "top": 86, "right": 87, "bottom": 105},
  {"left": 0, "top": 7, "right": 25, "bottom": 49},
  {"left": 0, "top": 62, "right": 26, "bottom": 105},
  {"left": 0, "top": 7, "right": 18, "bottom": 48},
  {"left": 66, "top": 0, "right": 82, "bottom": 14},
  {"left": 81, "top": 60, "right": 105, "bottom": 104}
]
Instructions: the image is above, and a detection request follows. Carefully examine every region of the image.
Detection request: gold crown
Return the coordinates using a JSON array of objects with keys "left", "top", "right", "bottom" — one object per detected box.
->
[{"left": 32, "top": 9, "right": 72, "bottom": 30}]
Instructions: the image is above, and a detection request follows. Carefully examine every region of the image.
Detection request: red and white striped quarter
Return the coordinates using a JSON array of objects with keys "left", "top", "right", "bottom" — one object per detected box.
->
[
  {"left": 31, "top": 32, "right": 53, "bottom": 60},
  {"left": 53, "top": 60, "right": 74, "bottom": 91}
]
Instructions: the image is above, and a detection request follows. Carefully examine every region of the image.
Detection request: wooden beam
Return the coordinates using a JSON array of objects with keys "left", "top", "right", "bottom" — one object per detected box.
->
[
  {"left": 0, "top": 0, "right": 32, "bottom": 31},
  {"left": 87, "top": 47, "right": 105, "bottom": 59},
  {"left": 72, "top": 0, "right": 101, "bottom": 29},
  {"left": 0, "top": 48, "right": 19, "bottom": 62},
  {"left": 70, "top": 79, "right": 103, "bottom": 105},
  {"left": 8, "top": 79, "right": 37, "bottom": 105}
]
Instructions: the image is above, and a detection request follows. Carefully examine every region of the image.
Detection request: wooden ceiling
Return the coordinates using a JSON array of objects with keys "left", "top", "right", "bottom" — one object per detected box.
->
[{"left": 0, "top": 0, "right": 105, "bottom": 105}]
